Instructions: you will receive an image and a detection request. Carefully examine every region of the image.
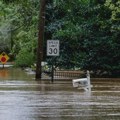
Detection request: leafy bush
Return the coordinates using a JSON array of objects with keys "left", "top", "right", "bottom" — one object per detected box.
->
[{"left": 15, "top": 49, "right": 35, "bottom": 67}]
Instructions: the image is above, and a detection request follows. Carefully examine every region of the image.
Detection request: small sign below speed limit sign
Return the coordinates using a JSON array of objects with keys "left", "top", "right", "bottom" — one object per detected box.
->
[{"left": 47, "top": 40, "right": 59, "bottom": 56}]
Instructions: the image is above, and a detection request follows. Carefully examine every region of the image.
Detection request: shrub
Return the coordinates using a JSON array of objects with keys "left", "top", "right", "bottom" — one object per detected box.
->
[{"left": 15, "top": 49, "right": 35, "bottom": 67}]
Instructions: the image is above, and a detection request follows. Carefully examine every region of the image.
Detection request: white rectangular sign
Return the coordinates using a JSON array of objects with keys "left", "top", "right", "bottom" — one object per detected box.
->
[{"left": 47, "top": 40, "right": 59, "bottom": 56}]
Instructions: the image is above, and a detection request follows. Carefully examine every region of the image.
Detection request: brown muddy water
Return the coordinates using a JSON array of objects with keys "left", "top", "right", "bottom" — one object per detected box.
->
[{"left": 0, "top": 68, "right": 120, "bottom": 120}]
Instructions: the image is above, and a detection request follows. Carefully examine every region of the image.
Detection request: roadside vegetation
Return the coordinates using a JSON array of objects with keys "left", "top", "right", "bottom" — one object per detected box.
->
[{"left": 0, "top": 0, "right": 120, "bottom": 77}]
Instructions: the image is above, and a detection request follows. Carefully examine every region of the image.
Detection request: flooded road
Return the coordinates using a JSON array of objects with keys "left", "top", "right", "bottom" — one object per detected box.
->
[{"left": 0, "top": 68, "right": 120, "bottom": 120}]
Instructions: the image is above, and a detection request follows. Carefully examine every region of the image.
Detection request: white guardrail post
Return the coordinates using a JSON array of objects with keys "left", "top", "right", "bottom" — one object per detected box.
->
[{"left": 87, "top": 70, "right": 91, "bottom": 92}]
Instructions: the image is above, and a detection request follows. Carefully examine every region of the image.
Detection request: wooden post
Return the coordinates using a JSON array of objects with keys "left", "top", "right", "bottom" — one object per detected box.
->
[{"left": 36, "top": 0, "right": 46, "bottom": 79}]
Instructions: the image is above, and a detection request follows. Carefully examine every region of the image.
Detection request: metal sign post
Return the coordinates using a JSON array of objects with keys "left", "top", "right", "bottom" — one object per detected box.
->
[
  {"left": 0, "top": 52, "right": 9, "bottom": 68},
  {"left": 47, "top": 40, "right": 60, "bottom": 82}
]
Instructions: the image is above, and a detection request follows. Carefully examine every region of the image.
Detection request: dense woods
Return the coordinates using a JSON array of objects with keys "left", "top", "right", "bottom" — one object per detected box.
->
[{"left": 0, "top": 0, "right": 120, "bottom": 77}]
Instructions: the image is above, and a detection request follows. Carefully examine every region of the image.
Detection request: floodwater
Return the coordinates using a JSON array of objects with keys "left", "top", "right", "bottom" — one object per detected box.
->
[{"left": 0, "top": 68, "right": 120, "bottom": 120}]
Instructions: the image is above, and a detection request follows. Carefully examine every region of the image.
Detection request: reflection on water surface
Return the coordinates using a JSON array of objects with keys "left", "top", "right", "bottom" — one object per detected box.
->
[{"left": 0, "top": 68, "right": 120, "bottom": 120}]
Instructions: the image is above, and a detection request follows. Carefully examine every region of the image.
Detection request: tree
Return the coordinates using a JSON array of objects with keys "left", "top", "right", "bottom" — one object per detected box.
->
[
  {"left": 1, "top": 0, "right": 119, "bottom": 77},
  {"left": 45, "top": 0, "right": 120, "bottom": 77},
  {"left": 0, "top": 0, "right": 39, "bottom": 62}
]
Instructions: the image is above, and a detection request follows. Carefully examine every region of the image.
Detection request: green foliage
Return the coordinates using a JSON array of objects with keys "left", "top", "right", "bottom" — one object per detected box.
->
[
  {"left": 45, "top": 0, "right": 120, "bottom": 77},
  {"left": 15, "top": 48, "right": 35, "bottom": 67},
  {"left": 45, "top": 0, "right": 89, "bottom": 69},
  {"left": 0, "top": 0, "right": 39, "bottom": 66},
  {"left": 78, "top": 0, "right": 120, "bottom": 76},
  {"left": 105, "top": 0, "right": 120, "bottom": 20},
  {"left": 0, "top": 1, "right": 14, "bottom": 52},
  {"left": 1, "top": 0, "right": 120, "bottom": 76}
]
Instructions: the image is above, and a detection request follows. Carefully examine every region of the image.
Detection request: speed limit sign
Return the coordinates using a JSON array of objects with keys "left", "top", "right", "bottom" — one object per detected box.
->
[{"left": 47, "top": 40, "right": 59, "bottom": 56}]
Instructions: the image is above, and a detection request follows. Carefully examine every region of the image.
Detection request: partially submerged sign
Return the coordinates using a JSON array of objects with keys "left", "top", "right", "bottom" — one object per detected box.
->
[
  {"left": 47, "top": 40, "right": 59, "bottom": 56},
  {"left": 0, "top": 52, "right": 9, "bottom": 64}
]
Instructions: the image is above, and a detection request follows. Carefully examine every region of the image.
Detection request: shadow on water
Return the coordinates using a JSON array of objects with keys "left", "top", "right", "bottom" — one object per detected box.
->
[
  {"left": 0, "top": 69, "right": 9, "bottom": 78},
  {"left": 0, "top": 67, "right": 34, "bottom": 80},
  {"left": 0, "top": 68, "right": 120, "bottom": 120}
]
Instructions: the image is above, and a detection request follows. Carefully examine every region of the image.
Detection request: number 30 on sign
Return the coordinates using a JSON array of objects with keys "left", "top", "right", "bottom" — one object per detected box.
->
[{"left": 47, "top": 40, "right": 59, "bottom": 56}]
